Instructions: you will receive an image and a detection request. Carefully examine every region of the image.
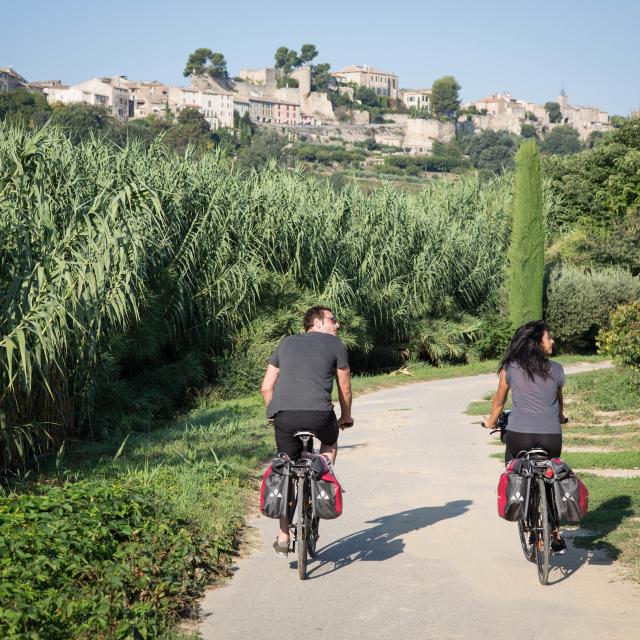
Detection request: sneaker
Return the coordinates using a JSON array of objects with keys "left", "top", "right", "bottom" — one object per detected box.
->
[
  {"left": 551, "top": 536, "right": 567, "bottom": 554},
  {"left": 273, "top": 539, "right": 289, "bottom": 558}
]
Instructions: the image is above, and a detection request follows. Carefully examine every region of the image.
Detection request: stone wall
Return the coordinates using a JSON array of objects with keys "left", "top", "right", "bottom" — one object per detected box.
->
[
  {"left": 262, "top": 118, "right": 455, "bottom": 151},
  {"left": 301, "top": 92, "right": 335, "bottom": 119},
  {"left": 290, "top": 67, "right": 311, "bottom": 96},
  {"left": 403, "top": 119, "right": 456, "bottom": 152},
  {"left": 465, "top": 113, "right": 523, "bottom": 136}
]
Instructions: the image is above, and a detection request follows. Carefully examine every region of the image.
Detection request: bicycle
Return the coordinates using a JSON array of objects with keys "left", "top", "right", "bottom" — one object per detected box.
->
[
  {"left": 513, "top": 448, "right": 559, "bottom": 585},
  {"left": 288, "top": 430, "right": 321, "bottom": 580},
  {"left": 483, "top": 413, "right": 566, "bottom": 585}
]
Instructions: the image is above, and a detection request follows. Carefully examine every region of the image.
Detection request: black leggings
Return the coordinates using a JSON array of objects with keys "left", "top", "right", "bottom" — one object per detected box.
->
[{"left": 504, "top": 431, "right": 562, "bottom": 464}]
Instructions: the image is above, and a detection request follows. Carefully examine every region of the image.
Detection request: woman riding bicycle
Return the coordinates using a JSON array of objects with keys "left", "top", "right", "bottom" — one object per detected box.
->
[{"left": 484, "top": 320, "right": 567, "bottom": 552}]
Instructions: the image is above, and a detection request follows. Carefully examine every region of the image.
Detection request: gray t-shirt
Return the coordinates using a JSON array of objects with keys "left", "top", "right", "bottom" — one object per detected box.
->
[
  {"left": 266, "top": 332, "right": 349, "bottom": 418},
  {"left": 505, "top": 361, "right": 566, "bottom": 434}
]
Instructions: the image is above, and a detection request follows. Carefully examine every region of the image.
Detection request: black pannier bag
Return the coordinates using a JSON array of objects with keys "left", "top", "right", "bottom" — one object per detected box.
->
[
  {"left": 309, "top": 455, "right": 343, "bottom": 519},
  {"left": 497, "top": 457, "right": 530, "bottom": 521},
  {"left": 260, "top": 454, "right": 291, "bottom": 519},
  {"left": 548, "top": 458, "right": 589, "bottom": 523}
]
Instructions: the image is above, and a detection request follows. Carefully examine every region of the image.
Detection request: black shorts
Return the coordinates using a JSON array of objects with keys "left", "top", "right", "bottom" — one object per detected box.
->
[
  {"left": 504, "top": 431, "right": 562, "bottom": 464},
  {"left": 273, "top": 410, "right": 339, "bottom": 461}
]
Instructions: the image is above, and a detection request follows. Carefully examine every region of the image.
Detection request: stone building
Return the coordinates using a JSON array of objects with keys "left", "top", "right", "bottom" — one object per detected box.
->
[
  {"left": 168, "top": 87, "right": 234, "bottom": 129},
  {"left": 465, "top": 91, "right": 610, "bottom": 141},
  {"left": 46, "top": 77, "right": 130, "bottom": 121},
  {"left": 233, "top": 96, "right": 250, "bottom": 118},
  {"left": 248, "top": 96, "right": 274, "bottom": 123},
  {"left": 273, "top": 99, "right": 300, "bottom": 125},
  {"left": 119, "top": 79, "right": 175, "bottom": 119},
  {"left": 238, "top": 67, "right": 278, "bottom": 87},
  {"left": 555, "top": 91, "right": 610, "bottom": 139},
  {"left": 0, "top": 67, "right": 28, "bottom": 92},
  {"left": 332, "top": 65, "right": 399, "bottom": 100},
  {"left": 400, "top": 88, "right": 432, "bottom": 111}
]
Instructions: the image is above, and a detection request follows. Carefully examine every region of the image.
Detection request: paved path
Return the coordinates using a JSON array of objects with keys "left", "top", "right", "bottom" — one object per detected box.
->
[{"left": 199, "top": 362, "right": 639, "bottom": 640}]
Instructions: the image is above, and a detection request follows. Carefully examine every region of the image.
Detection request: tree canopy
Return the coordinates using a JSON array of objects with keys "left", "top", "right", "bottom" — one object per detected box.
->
[
  {"left": 274, "top": 47, "right": 301, "bottom": 74},
  {"left": 541, "top": 125, "right": 581, "bottom": 155},
  {"left": 464, "top": 129, "right": 519, "bottom": 173},
  {"left": 0, "top": 88, "right": 51, "bottom": 127},
  {"left": 300, "top": 44, "right": 318, "bottom": 64},
  {"left": 183, "top": 48, "right": 228, "bottom": 79},
  {"left": 311, "top": 63, "right": 332, "bottom": 92},
  {"left": 509, "top": 139, "right": 544, "bottom": 328},
  {"left": 430, "top": 76, "right": 461, "bottom": 119},
  {"left": 544, "top": 101, "right": 562, "bottom": 124}
]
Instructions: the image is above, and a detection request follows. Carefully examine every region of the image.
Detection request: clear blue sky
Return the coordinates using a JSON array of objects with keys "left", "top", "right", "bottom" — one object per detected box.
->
[{"left": 3, "top": 0, "right": 639, "bottom": 115}]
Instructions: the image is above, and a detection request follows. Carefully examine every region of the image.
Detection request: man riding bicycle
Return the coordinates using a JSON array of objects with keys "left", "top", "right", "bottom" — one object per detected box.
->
[{"left": 261, "top": 306, "right": 353, "bottom": 558}]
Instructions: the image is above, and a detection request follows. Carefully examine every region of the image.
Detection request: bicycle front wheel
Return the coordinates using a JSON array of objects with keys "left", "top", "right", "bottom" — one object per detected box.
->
[
  {"left": 307, "top": 514, "right": 319, "bottom": 559},
  {"left": 297, "top": 478, "right": 308, "bottom": 580},
  {"left": 518, "top": 517, "right": 535, "bottom": 562},
  {"left": 534, "top": 478, "right": 550, "bottom": 585}
]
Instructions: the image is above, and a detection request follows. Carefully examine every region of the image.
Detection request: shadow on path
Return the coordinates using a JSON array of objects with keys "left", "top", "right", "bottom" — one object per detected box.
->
[
  {"left": 548, "top": 495, "right": 632, "bottom": 585},
  {"left": 303, "top": 500, "right": 472, "bottom": 579}
]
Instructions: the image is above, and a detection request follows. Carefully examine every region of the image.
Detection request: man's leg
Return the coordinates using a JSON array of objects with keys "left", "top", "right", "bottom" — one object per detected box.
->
[
  {"left": 319, "top": 442, "right": 337, "bottom": 464},
  {"left": 278, "top": 517, "right": 289, "bottom": 544},
  {"left": 273, "top": 414, "right": 301, "bottom": 548}
]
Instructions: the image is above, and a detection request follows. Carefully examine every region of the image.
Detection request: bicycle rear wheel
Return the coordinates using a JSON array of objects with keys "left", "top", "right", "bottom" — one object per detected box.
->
[
  {"left": 296, "top": 477, "right": 308, "bottom": 580},
  {"left": 534, "top": 478, "right": 550, "bottom": 585}
]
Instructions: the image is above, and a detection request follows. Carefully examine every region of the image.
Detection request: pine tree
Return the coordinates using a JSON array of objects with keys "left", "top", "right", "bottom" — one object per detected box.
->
[{"left": 508, "top": 139, "right": 544, "bottom": 329}]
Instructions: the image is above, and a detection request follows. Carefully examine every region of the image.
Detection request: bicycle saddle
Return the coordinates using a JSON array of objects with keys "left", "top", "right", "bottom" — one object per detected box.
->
[
  {"left": 526, "top": 448, "right": 550, "bottom": 460},
  {"left": 293, "top": 431, "right": 315, "bottom": 439}
]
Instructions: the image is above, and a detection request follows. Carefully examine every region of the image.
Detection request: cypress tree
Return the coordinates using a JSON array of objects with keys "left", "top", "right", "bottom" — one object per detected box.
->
[{"left": 508, "top": 139, "right": 544, "bottom": 329}]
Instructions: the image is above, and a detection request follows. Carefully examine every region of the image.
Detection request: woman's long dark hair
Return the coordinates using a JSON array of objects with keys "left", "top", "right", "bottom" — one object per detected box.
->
[{"left": 499, "top": 320, "right": 551, "bottom": 381}]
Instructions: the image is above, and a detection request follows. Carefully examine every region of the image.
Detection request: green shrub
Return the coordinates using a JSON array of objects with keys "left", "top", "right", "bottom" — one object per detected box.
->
[
  {"left": 476, "top": 313, "right": 513, "bottom": 359},
  {"left": 0, "top": 481, "right": 222, "bottom": 639},
  {"left": 545, "top": 265, "right": 640, "bottom": 351},
  {"left": 598, "top": 301, "right": 640, "bottom": 372}
]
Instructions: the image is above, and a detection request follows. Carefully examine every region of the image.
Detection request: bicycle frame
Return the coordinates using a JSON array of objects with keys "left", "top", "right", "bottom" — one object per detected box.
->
[
  {"left": 517, "top": 451, "right": 560, "bottom": 585},
  {"left": 288, "top": 432, "right": 320, "bottom": 580}
]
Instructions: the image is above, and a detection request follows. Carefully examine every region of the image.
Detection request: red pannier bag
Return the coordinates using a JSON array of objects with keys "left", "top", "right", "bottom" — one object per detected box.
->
[
  {"left": 310, "top": 456, "right": 343, "bottom": 519},
  {"left": 497, "top": 458, "right": 530, "bottom": 521},
  {"left": 260, "top": 454, "right": 291, "bottom": 519},
  {"left": 549, "top": 457, "right": 589, "bottom": 523}
]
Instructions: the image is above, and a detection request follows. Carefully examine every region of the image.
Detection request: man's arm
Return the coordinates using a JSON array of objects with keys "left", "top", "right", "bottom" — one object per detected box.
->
[
  {"left": 336, "top": 367, "right": 353, "bottom": 427},
  {"left": 261, "top": 364, "right": 280, "bottom": 408}
]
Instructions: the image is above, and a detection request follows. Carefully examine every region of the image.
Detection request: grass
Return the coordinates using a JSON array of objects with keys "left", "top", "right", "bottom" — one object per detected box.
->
[
  {"left": 564, "top": 366, "right": 640, "bottom": 414},
  {"left": 349, "top": 360, "right": 499, "bottom": 396},
  {"left": 474, "top": 364, "right": 640, "bottom": 583},
  {"left": 51, "top": 398, "right": 272, "bottom": 539},
  {"left": 561, "top": 451, "right": 640, "bottom": 470},
  {"left": 573, "top": 475, "right": 640, "bottom": 583}
]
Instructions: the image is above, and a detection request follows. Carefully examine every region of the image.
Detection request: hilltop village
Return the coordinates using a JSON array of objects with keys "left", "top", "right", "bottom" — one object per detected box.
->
[{"left": 1, "top": 55, "right": 611, "bottom": 155}]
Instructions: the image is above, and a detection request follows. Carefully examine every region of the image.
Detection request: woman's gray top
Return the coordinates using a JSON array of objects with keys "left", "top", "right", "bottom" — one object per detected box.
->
[{"left": 505, "top": 361, "right": 565, "bottom": 434}]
